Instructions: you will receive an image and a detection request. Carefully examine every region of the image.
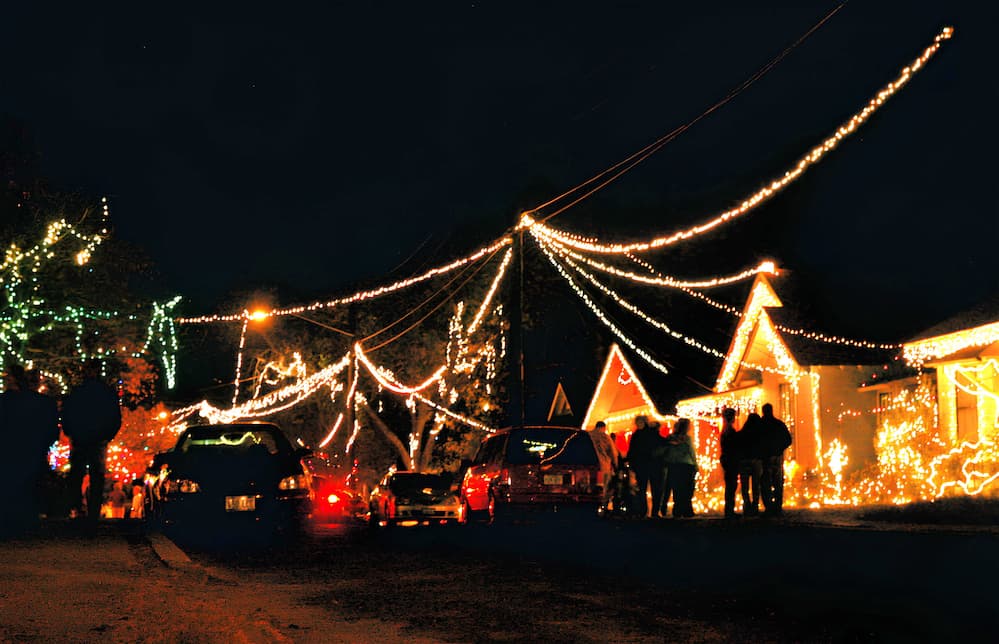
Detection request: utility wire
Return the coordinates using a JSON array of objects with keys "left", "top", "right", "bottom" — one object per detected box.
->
[
  {"left": 361, "top": 249, "right": 494, "bottom": 344},
  {"left": 529, "top": 3, "right": 846, "bottom": 224},
  {"left": 364, "top": 250, "right": 499, "bottom": 352}
]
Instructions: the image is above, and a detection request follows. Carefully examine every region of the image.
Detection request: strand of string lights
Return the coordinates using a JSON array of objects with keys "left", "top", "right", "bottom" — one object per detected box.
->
[
  {"left": 364, "top": 248, "right": 508, "bottom": 352},
  {"left": 523, "top": 4, "right": 846, "bottom": 224},
  {"left": 174, "top": 353, "right": 351, "bottom": 426},
  {"left": 178, "top": 237, "right": 512, "bottom": 324},
  {"left": 411, "top": 393, "right": 495, "bottom": 432},
  {"left": 539, "top": 234, "right": 778, "bottom": 288},
  {"left": 361, "top": 248, "right": 497, "bottom": 345},
  {"left": 524, "top": 26, "right": 954, "bottom": 254},
  {"left": 352, "top": 250, "right": 511, "bottom": 422},
  {"left": 541, "top": 236, "right": 790, "bottom": 378},
  {"left": 534, "top": 238, "right": 672, "bottom": 375},
  {"left": 623, "top": 252, "right": 902, "bottom": 350},
  {"left": 317, "top": 413, "right": 344, "bottom": 448}
]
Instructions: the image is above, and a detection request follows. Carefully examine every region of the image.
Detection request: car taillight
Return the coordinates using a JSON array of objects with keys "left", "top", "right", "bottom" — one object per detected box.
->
[
  {"left": 278, "top": 474, "right": 310, "bottom": 490},
  {"left": 326, "top": 493, "right": 340, "bottom": 505}
]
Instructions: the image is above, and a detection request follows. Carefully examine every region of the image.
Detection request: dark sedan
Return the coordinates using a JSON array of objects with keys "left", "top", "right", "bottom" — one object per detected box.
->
[{"left": 149, "top": 423, "right": 313, "bottom": 538}]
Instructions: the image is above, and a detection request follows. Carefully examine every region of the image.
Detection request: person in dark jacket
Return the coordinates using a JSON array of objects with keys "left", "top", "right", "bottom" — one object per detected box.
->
[
  {"left": 62, "top": 361, "right": 121, "bottom": 522},
  {"left": 759, "top": 403, "right": 793, "bottom": 515},
  {"left": 738, "top": 412, "right": 765, "bottom": 516},
  {"left": 662, "top": 418, "right": 698, "bottom": 518},
  {"left": 626, "top": 415, "right": 666, "bottom": 518},
  {"left": 718, "top": 408, "right": 742, "bottom": 518}
]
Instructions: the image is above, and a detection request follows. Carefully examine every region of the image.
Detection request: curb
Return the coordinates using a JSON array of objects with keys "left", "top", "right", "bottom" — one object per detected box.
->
[{"left": 147, "top": 531, "right": 194, "bottom": 569}]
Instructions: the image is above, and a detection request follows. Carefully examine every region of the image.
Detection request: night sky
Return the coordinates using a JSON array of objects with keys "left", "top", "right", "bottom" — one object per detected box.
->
[{"left": 3, "top": 2, "right": 996, "bottom": 402}]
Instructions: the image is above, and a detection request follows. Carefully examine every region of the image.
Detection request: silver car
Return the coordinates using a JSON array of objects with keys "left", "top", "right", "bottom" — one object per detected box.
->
[{"left": 369, "top": 471, "right": 463, "bottom": 527}]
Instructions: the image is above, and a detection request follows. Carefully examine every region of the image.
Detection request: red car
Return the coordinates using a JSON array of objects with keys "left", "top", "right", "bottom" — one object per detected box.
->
[{"left": 460, "top": 426, "right": 611, "bottom": 522}]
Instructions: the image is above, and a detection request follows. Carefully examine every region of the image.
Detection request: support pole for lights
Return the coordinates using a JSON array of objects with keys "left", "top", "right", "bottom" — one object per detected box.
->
[{"left": 509, "top": 227, "right": 526, "bottom": 427}]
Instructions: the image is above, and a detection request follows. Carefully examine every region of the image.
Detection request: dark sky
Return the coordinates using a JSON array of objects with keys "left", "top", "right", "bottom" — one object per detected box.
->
[{"left": 3, "top": 2, "right": 996, "bottom": 365}]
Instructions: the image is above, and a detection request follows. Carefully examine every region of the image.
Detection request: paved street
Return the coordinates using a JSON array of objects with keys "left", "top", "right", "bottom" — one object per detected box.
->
[{"left": 2, "top": 511, "right": 998, "bottom": 642}]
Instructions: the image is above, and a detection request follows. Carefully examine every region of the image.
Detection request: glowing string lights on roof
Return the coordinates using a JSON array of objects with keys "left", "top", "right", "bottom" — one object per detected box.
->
[
  {"left": 903, "top": 320, "right": 999, "bottom": 366},
  {"left": 523, "top": 26, "right": 955, "bottom": 255}
]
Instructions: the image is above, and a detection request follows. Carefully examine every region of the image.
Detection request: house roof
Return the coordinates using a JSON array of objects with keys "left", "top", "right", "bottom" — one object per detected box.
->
[{"left": 908, "top": 295, "right": 999, "bottom": 343}]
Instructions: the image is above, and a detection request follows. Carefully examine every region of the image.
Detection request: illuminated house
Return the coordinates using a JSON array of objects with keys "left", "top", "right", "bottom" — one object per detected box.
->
[
  {"left": 581, "top": 344, "right": 675, "bottom": 451},
  {"left": 675, "top": 273, "right": 893, "bottom": 473},
  {"left": 902, "top": 300, "right": 999, "bottom": 445}
]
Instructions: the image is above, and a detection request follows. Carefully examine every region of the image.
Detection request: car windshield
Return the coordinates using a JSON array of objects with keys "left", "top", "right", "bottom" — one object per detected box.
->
[
  {"left": 389, "top": 474, "right": 450, "bottom": 494},
  {"left": 505, "top": 429, "right": 597, "bottom": 466},
  {"left": 177, "top": 427, "right": 288, "bottom": 456}
]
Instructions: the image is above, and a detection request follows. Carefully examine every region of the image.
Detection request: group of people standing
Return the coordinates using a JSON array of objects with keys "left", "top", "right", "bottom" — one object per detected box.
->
[
  {"left": 719, "top": 403, "right": 792, "bottom": 518},
  {"left": 598, "top": 415, "right": 698, "bottom": 519},
  {"left": 594, "top": 403, "right": 792, "bottom": 520},
  {"left": 0, "top": 360, "right": 121, "bottom": 535}
]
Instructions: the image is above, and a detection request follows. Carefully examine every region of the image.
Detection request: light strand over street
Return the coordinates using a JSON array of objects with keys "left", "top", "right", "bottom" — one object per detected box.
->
[
  {"left": 522, "top": 26, "right": 954, "bottom": 254},
  {"left": 177, "top": 237, "right": 512, "bottom": 324}
]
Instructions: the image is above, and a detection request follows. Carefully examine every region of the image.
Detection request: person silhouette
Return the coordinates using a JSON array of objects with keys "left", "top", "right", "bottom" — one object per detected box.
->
[
  {"left": 759, "top": 403, "right": 792, "bottom": 516},
  {"left": 62, "top": 360, "right": 121, "bottom": 524},
  {"left": 627, "top": 415, "right": 666, "bottom": 518},
  {"left": 0, "top": 365, "right": 32, "bottom": 534},
  {"left": 718, "top": 408, "right": 742, "bottom": 518},
  {"left": 663, "top": 418, "right": 698, "bottom": 518},
  {"left": 738, "top": 412, "right": 765, "bottom": 516}
]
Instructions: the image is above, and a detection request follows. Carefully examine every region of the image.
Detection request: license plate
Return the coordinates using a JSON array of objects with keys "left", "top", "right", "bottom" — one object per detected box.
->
[
  {"left": 225, "top": 495, "right": 256, "bottom": 512},
  {"left": 543, "top": 474, "right": 564, "bottom": 486}
]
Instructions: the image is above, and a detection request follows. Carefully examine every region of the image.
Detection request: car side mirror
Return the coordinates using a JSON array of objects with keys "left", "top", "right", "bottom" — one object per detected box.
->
[{"left": 459, "top": 458, "right": 473, "bottom": 472}]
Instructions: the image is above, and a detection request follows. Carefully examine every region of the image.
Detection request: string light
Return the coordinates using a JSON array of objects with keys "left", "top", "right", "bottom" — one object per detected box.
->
[
  {"left": 903, "top": 320, "right": 999, "bottom": 366},
  {"left": 2, "top": 217, "right": 179, "bottom": 390},
  {"left": 547, "top": 240, "right": 794, "bottom": 379},
  {"left": 524, "top": 27, "right": 955, "bottom": 255},
  {"left": 535, "top": 233, "right": 777, "bottom": 288},
  {"left": 177, "top": 237, "right": 512, "bottom": 325},
  {"left": 619, "top": 253, "right": 903, "bottom": 351},
  {"left": 252, "top": 352, "right": 309, "bottom": 398},
  {"left": 231, "top": 314, "right": 250, "bottom": 407},
  {"left": 171, "top": 353, "right": 351, "bottom": 425},
  {"left": 318, "top": 413, "right": 344, "bottom": 448},
  {"left": 411, "top": 393, "right": 495, "bottom": 432},
  {"left": 676, "top": 387, "right": 763, "bottom": 419},
  {"left": 142, "top": 297, "right": 181, "bottom": 389},
  {"left": 535, "top": 238, "right": 671, "bottom": 375}
]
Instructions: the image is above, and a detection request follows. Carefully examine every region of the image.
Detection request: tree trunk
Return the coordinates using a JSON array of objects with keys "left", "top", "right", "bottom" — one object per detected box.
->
[{"left": 360, "top": 403, "right": 413, "bottom": 470}]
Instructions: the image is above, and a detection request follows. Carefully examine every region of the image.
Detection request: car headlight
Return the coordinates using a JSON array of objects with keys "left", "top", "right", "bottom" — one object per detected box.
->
[
  {"left": 164, "top": 479, "right": 200, "bottom": 494},
  {"left": 278, "top": 474, "right": 310, "bottom": 490}
]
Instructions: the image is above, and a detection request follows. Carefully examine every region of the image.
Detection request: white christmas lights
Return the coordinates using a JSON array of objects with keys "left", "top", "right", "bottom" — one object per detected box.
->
[
  {"left": 524, "top": 27, "right": 954, "bottom": 255},
  {"left": 903, "top": 321, "right": 999, "bottom": 366},
  {"left": 178, "top": 237, "right": 512, "bottom": 324},
  {"left": 535, "top": 237, "right": 671, "bottom": 375}
]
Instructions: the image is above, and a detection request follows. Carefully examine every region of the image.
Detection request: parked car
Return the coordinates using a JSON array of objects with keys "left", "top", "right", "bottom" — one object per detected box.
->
[
  {"left": 311, "top": 475, "right": 367, "bottom": 523},
  {"left": 148, "top": 423, "right": 313, "bottom": 537},
  {"left": 368, "top": 471, "right": 463, "bottom": 527},
  {"left": 460, "top": 426, "right": 611, "bottom": 522}
]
